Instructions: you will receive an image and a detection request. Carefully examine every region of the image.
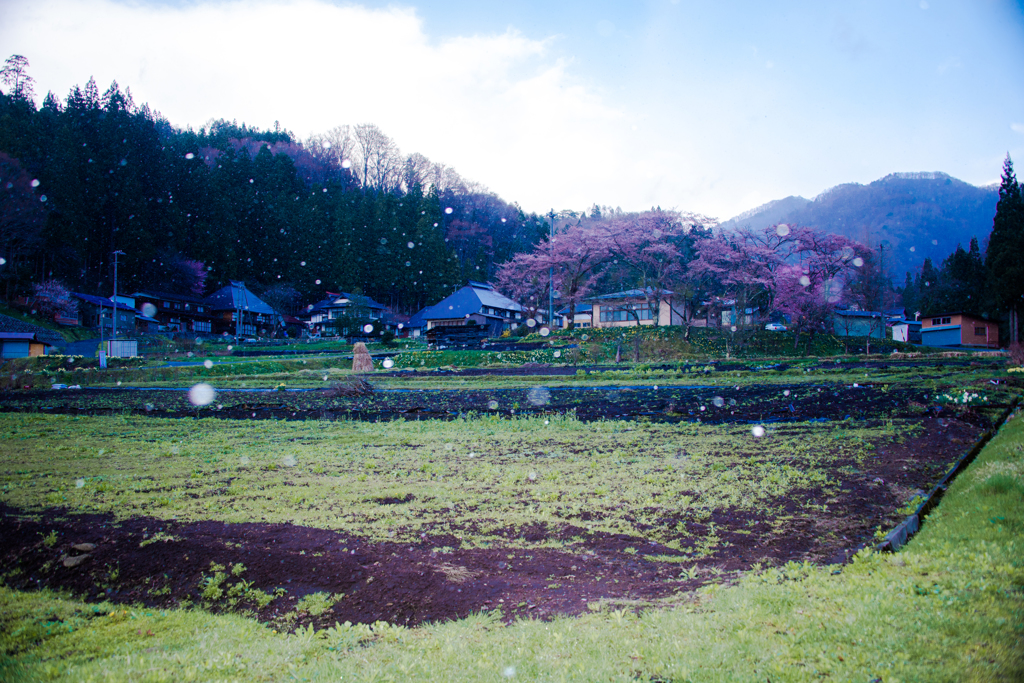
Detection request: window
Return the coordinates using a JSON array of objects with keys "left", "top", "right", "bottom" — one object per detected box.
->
[
  {"left": 600, "top": 305, "right": 652, "bottom": 323},
  {"left": 931, "top": 318, "right": 940, "bottom": 325},
  {"left": 197, "top": 306, "right": 204, "bottom": 313},
  {"left": 975, "top": 326, "right": 986, "bottom": 336},
  {"left": 193, "top": 321, "right": 211, "bottom": 332}
]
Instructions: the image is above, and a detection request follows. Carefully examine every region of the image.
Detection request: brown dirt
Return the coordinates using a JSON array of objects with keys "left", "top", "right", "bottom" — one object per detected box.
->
[{"left": 0, "top": 417, "right": 984, "bottom": 632}]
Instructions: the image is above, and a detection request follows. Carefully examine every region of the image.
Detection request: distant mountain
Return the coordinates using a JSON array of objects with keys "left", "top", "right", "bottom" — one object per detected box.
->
[{"left": 720, "top": 172, "right": 999, "bottom": 278}]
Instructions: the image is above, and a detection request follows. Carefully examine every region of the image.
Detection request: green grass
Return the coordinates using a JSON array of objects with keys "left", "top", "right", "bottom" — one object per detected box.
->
[
  {"left": 2, "top": 410, "right": 1022, "bottom": 681},
  {"left": 0, "top": 414, "right": 900, "bottom": 552}
]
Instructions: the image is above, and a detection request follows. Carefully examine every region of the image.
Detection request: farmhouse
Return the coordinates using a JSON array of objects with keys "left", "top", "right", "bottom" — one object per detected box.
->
[
  {"left": 921, "top": 312, "right": 999, "bottom": 348},
  {"left": 416, "top": 282, "right": 524, "bottom": 337},
  {"left": 131, "top": 290, "right": 214, "bottom": 334},
  {"left": 301, "top": 292, "right": 386, "bottom": 336},
  {"left": 70, "top": 292, "right": 137, "bottom": 336},
  {"left": 204, "top": 281, "right": 279, "bottom": 337}
]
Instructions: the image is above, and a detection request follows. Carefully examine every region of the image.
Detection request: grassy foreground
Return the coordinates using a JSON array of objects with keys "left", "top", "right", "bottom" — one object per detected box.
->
[{"left": 2, "top": 414, "right": 1023, "bottom": 681}]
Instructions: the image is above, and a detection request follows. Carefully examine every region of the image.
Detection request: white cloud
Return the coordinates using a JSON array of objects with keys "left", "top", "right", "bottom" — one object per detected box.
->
[
  {"left": 1012, "top": 123, "right": 1024, "bottom": 134},
  {"left": 0, "top": 0, "right": 639, "bottom": 215}
]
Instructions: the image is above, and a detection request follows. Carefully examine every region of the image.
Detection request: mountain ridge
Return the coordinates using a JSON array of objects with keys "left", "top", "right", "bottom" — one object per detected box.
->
[{"left": 720, "top": 172, "right": 999, "bottom": 278}]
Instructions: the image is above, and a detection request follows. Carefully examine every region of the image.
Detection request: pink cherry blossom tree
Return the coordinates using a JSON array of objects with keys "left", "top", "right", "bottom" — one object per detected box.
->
[
  {"left": 496, "top": 219, "right": 612, "bottom": 329},
  {"left": 600, "top": 210, "right": 715, "bottom": 327}
]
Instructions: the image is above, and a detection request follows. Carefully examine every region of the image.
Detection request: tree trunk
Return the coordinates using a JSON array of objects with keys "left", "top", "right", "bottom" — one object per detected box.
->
[
  {"left": 614, "top": 343, "right": 622, "bottom": 364},
  {"left": 633, "top": 331, "right": 641, "bottom": 362}
]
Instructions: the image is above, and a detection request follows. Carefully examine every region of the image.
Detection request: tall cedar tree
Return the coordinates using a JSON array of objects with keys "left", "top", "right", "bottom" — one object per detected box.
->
[{"left": 985, "top": 155, "right": 1024, "bottom": 342}]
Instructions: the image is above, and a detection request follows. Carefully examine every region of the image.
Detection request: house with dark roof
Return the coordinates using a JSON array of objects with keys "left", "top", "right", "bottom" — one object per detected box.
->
[
  {"left": 204, "top": 281, "right": 280, "bottom": 337},
  {"left": 419, "top": 282, "right": 524, "bottom": 337},
  {"left": 131, "top": 290, "right": 214, "bottom": 334},
  {"left": 299, "top": 292, "right": 386, "bottom": 336},
  {"left": 70, "top": 292, "right": 137, "bottom": 336},
  {"left": 584, "top": 288, "right": 682, "bottom": 329},
  {"left": 921, "top": 312, "right": 999, "bottom": 348}
]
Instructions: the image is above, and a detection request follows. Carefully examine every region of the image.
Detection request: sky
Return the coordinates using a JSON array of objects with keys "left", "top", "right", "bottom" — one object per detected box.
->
[{"left": 2, "top": 0, "right": 1023, "bottom": 221}]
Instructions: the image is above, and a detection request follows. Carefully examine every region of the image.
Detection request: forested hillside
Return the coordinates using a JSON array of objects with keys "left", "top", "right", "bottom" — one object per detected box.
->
[
  {"left": 720, "top": 173, "right": 999, "bottom": 279},
  {"left": 0, "top": 68, "right": 548, "bottom": 313}
]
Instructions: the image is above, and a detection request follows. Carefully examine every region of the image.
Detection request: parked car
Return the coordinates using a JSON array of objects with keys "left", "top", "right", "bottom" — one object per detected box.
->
[{"left": 764, "top": 322, "right": 787, "bottom": 331}]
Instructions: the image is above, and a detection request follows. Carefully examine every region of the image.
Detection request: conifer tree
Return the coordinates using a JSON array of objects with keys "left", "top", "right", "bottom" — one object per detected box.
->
[{"left": 985, "top": 155, "right": 1024, "bottom": 343}]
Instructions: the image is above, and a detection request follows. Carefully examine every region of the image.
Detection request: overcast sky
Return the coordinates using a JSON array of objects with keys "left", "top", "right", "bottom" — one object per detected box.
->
[{"left": 3, "top": 0, "right": 1023, "bottom": 220}]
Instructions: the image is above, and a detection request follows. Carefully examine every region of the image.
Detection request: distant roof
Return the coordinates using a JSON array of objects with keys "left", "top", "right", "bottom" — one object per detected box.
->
[
  {"left": 422, "top": 283, "right": 523, "bottom": 320},
  {"left": 131, "top": 289, "right": 207, "bottom": 305},
  {"left": 835, "top": 309, "right": 883, "bottom": 318},
  {"left": 406, "top": 306, "right": 432, "bottom": 328},
  {"left": 136, "top": 315, "right": 161, "bottom": 324},
  {"left": 306, "top": 291, "right": 385, "bottom": 314},
  {"left": 0, "top": 332, "right": 52, "bottom": 343},
  {"left": 204, "top": 281, "right": 277, "bottom": 315},
  {"left": 586, "top": 288, "right": 672, "bottom": 302},
  {"left": 0, "top": 314, "right": 65, "bottom": 347},
  {"left": 71, "top": 292, "right": 136, "bottom": 312}
]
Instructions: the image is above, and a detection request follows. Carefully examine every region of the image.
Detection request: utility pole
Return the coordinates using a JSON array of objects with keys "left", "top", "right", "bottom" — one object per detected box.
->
[
  {"left": 112, "top": 250, "right": 125, "bottom": 343},
  {"left": 547, "top": 209, "right": 555, "bottom": 329}
]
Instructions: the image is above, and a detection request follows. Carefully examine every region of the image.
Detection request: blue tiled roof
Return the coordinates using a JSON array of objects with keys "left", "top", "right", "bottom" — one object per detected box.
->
[
  {"left": 71, "top": 292, "right": 136, "bottom": 312},
  {"left": 204, "top": 281, "right": 277, "bottom": 315},
  {"left": 422, "top": 283, "right": 523, "bottom": 320},
  {"left": 307, "top": 292, "right": 385, "bottom": 315}
]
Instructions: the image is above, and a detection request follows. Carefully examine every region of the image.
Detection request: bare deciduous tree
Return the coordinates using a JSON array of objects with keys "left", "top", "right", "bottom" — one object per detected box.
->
[{"left": 352, "top": 124, "right": 402, "bottom": 192}]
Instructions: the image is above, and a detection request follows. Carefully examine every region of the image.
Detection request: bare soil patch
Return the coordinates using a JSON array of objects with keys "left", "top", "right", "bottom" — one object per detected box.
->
[{"left": 0, "top": 418, "right": 983, "bottom": 631}]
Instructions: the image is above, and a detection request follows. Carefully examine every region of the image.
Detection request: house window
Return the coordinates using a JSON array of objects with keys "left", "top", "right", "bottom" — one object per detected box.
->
[
  {"left": 163, "top": 301, "right": 171, "bottom": 308},
  {"left": 193, "top": 321, "right": 211, "bottom": 332},
  {"left": 974, "top": 326, "right": 986, "bottom": 336},
  {"left": 197, "top": 306, "right": 204, "bottom": 313},
  {"left": 600, "top": 305, "right": 652, "bottom": 323},
  {"left": 942, "top": 317, "right": 951, "bottom": 324}
]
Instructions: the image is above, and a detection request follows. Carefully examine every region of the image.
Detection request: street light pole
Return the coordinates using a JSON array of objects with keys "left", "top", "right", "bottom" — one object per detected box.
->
[
  {"left": 547, "top": 209, "right": 555, "bottom": 329},
  {"left": 112, "top": 250, "right": 125, "bottom": 343}
]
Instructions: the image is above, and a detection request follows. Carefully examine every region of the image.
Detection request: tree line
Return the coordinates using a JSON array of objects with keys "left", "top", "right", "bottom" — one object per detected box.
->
[
  {"left": 901, "top": 156, "right": 1024, "bottom": 344},
  {"left": 0, "top": 55, "right": 549, "bottom": 315}
]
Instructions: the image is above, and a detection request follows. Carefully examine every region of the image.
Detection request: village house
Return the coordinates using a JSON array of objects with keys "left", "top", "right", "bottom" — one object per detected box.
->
[
  {"left": 70, "top": 292, "right": 137, "bottom": 336},
  {"left": 584, "top": 289, "right": 682, "bottom": 329},
  {"left": 921, "top": 312, "right": 999, "bottom": 348},
  {"left": 131, "top": 290, "right": 214, "bottom": 334},
  {"left": 300, "top": 292, "right": 386, "bottom": 336},
  {"left": 413, "top": 282, "right": 524, "bottom": 337},
  {"left": 203, "top": 281, "right": 280, "bottom": 337}
]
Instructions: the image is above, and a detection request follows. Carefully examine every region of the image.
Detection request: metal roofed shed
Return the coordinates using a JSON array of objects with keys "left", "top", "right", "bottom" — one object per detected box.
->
[{"left": 1, "top": 332, "right": 56, "bottom": 358}]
